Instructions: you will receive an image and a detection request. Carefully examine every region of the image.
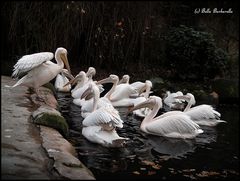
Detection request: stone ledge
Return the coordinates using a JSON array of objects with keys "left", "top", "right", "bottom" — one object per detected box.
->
[{"left": 40, "top": 126, "right": 95, "bottom": 180}]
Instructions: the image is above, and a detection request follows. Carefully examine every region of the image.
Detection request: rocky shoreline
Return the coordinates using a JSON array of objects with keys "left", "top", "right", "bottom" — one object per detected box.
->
[{"left": 1, "top": 76, "right": 95, "bottom": 180}]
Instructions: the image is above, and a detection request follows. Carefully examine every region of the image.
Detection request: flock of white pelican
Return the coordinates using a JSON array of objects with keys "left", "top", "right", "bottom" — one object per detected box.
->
[{"left": 7, "top": 47, "right": 226, "bottom": 148}]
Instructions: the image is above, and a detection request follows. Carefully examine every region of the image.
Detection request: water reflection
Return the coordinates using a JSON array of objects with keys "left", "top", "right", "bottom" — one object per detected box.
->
[
  {"left": 146, "top": 136, "right": 196, "bottom": 158},
  {"left": 56, "top": 92, "right": 239, "bottom": 179}
]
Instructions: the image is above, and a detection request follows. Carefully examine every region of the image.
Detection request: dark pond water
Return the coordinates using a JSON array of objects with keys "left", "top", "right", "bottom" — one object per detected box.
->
[{"left": 57, "top": 92, "right": 239, "bottom": 180}]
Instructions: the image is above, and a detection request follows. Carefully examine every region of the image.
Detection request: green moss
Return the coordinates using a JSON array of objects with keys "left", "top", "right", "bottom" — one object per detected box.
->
[
  {"left": 43, "top": 83, "right": 57, "bottom": 96},
  {"left": 34, "top": 113, "right": 69, "bottom": 138}
]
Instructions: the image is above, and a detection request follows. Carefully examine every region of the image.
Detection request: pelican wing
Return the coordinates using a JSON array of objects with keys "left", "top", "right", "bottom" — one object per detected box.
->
[
  {"left": 82, "top": 126, "right": 128, "bottom": 147},
  {"left": 110, "top": 84, "right": 137, "bottom": 101},
  {"left": 146, "top": 114, "right": 202, "bottom": 138},
  {"left": 130, "top": 81, "right": 145, "bottom": 91},
  {"left": 12, "top": 52, "right": 54, "bottom": 78},
  {"left": 186, "top": 104, "right": 221, "bottom": 120},
  {"left": 82, "top": 106, "right": 123, "bottom": 129}
]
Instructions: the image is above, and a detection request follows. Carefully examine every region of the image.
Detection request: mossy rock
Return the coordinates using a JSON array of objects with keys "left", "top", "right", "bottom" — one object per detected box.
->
[
  {"left": 33, "top": 113, "right": 69, "bottom": 138},
  {"left": 43, "top": 82, "right": 57, "bottom": 97}
]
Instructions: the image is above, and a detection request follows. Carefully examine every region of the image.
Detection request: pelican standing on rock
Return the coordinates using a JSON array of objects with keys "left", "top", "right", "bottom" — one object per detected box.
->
[
  {"left": 7, "top": 47, "right": 71, "bottom": 99},
  {"left": 128, "top": 96, "right": 203, "bottom": 139}
]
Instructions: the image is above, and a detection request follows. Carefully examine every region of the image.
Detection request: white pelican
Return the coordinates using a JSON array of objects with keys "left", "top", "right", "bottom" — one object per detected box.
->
[
  {"left": 97, "top": 74, "right": 138, "bottom": 107},
  {"left": 81, "top": 81, "right": 129, "bottom": 147},
  {"left": 7, "top": 47, "right": 71, "bottom": 99},
  {"left": 174, "top": 93, "right": 226, "bottom": 126},
  {"left": 128, "top": 96, "right": 203, "bottom": 139},
  {"left": 69, "top": 71, "right": 88, "bottom": 93},
  {"left": 54, "top": 69, "right": 74, "bottom": 92},
  {"left": 118, "top": 74, "right": 130, "bottom": 84},
  {"left": 163, "top": 91, "right": 185, "bottom": 110},
  {"left": 64, "top": 67, "right": 97, "bottom": 96},
  {"left": 85, "top": 67, "right": 96, "bottom": 81},
  {"left": 80, "top": 82, "right": 113, "bottom": 118},
  {"left": 71, "top": 67, "right": 96, "bottom": 99},
  {"left": 130, "top": 80, "right": 153, "bottom": 98},
  {"left": 118, "top": 75, "right": 153, "bottom": 98},
  {"left": 131, "top": 80, "right": 152, "bottom": 117}
]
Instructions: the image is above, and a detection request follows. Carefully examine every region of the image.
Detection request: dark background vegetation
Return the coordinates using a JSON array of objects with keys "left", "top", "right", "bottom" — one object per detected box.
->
[{"left": 1, "top": 1, "right": 239, "bottom": 83}]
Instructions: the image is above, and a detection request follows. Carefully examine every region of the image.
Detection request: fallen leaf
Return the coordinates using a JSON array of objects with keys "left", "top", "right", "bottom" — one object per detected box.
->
[
  {"left": 182, "top": 169, "right": 196, "bottom": 172},
  {"left": 148, "top": 171, "right": 156, "bottom": 175},
  {"left": 141, "top": 160, "right": 155, "bottom": 166},
  {"left": 152, "top": 164, "right": 161, "bottom": 170},
  {"left": 196, "top": 171, "right": 220, "bottom": 177},
  {"left": 133, "top": 171, "right": 140, "bottom": 175}
]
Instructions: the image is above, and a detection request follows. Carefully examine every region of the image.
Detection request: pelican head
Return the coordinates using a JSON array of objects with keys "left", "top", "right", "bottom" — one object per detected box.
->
[
  {"left": 185, "top": 93, "right": 196, "bottom": 105},
  {"left": 119, "top": 74, "right": 130, "bottom": 84},
  {"left": 139, "top": 80, "right": 153, "bottom": 96},
  {"left": 81, "top": 82, "right": 95, "bottom": 100},
  {"left": 97, "top": 74, "right": 119, "bottom": 85},
  {"left": 55, "top": 47, "right": 71, "bottom": 74},
  {"left": 61, "top": 69, "right": 74, "bottom": 80},
  {"left": 176, "top": 91, "right": 183, "bottom": 96},
  {"left": 63, "top": 71, "right": 86, "bottom": 87},
  {"left": 174, "top": 93, "right": 196, "bottom": 106},
  {"left": 129, "top": 96, "right": 162, "bottom": 113},
  {"left": 86, "top": 67, "right": 96, "bottom": 79}
]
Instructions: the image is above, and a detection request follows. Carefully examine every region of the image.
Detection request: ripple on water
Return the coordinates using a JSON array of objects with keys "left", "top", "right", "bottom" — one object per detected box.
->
[{"left": 56, "top": 92, "right": 239, "bottom": 179}]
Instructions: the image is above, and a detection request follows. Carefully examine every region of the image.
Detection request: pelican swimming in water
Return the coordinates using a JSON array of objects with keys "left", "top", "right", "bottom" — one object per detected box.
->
[
  {"left": 97, "top": 74, "right": 138, "bottom": 107},
  {"left": 68, "top": 71, "right": 88, "bottom": 94},
  {"left": 128, "top": 81, "right": 153, "bottom": 98},
  {"left": 128, "top": 96, "right": 203, "bottom": 139},
  {"left": 174, "top": 93, "right": 226, "bottom": 126},
  {"left": 118, "top": 74, "right": 130, "bottom": 85},
  {"left": 163, "top": 91, "right": 185, "bottom": 110},
  {"left": 7, "top": 47, "right": 71, "bottom": 99},
  {"left": 71, "top": 67, "right": 96, "bottom": 99},
  {"left": 81, "top": 81, "right": 129, "bottom": 147},
  {"left": 118, "top": 75, "right": 153, "bottom": 98},
  {"left": 64, "top": 67, "right": 96, "bottom": 96},
  {"left": 131, "top": 80, "right": 153, "bottom": 117},
  {"left": 54, "top": 69, "right": 74, "bottom": 92},
  {"left": 80, "top": 82, "right": 113, "bottom": 118}
]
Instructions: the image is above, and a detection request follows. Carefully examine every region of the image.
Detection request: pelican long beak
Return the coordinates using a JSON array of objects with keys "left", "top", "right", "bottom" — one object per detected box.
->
[
  {"left": 81, "top": 86, "right": 93, "bottom": 100},
  {"left": 60, "top": 53, "right": 71, "bottom": 74},
  {"left": 138, "top": 85, "right": 147, "bottom": 96},
  {"left": 96, "top": 77, "right": 112, "bottom": 85},
  {"left": 127, "top": 98, "right": 154, "bottom": 115},
  {"left": 62, "top": 69, "right": 74, "bottom": 80},
  {"left": 63, "top": 74, "right": 82, "bottom": 87},
  {"left": 63, "top": 79, "right": 73, "bottom": 87}
]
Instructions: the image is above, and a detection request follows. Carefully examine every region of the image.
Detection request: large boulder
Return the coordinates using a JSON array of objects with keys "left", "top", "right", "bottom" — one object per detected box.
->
[
  {"left": 40, "top": 126, "right": 95, "bottom": 180},
  {"left": 32, "top": 106, "right": 69, "bottom": 138}
]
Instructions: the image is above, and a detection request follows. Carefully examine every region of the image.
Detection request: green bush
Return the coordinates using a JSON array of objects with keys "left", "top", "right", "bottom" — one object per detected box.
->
[{"left": 165, "top": 25, "right": 229, "bottom": 81}]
